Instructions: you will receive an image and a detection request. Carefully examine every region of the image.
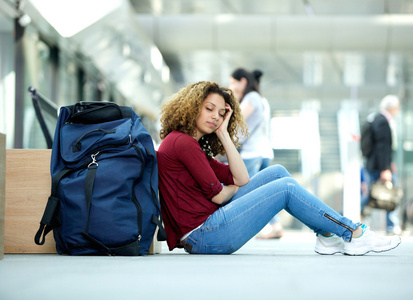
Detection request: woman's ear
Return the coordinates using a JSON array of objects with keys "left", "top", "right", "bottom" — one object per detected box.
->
[{"left": 240, "top": 77, "right": 248, "bottom": 88}]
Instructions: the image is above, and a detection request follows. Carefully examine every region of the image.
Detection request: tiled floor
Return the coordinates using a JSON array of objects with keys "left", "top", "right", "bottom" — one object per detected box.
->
[{"left": 1, "top": 230, "right": 412, "bottom": 300}]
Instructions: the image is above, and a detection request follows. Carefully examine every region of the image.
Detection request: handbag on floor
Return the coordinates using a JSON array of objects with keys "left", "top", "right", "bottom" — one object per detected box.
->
[
  {"left": 368, "top": 180, "right": 403, "bottom": 212},
  {"left": 35, "top": 101, "right": 166, "bottom": 255}
]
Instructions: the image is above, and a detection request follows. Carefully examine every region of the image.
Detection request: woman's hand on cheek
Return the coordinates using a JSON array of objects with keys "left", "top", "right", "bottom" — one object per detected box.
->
[{"left": 216, "top": 104, "right": 233, "bottom": 135}]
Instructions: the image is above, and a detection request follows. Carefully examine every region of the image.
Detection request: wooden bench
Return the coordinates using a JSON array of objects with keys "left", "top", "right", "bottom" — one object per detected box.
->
[
  {"left": 0, "top": 134, "right": 5, "bottom": 259},
  {"left": 4, "top": 149, "right": 161, "bottom": 254}
]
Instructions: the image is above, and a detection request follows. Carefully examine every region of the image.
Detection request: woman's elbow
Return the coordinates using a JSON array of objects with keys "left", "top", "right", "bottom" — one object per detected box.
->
[
  {"left": 211, "top": 195, "right": 225, "bottom": 205},
  {"left": 234, "top": 177, "right": 249, "bottom": 187}
]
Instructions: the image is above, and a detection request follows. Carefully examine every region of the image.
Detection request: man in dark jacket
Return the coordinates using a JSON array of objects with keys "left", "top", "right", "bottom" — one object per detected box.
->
[{"left": 365, "top": 95, "right": 401, "bottom": 234}]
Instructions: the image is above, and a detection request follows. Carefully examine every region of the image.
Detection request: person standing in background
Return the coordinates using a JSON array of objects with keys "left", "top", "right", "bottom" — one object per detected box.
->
[
  {"left": 364, "top": 95, "right": 401, "bottom": 234},
  {"left": 253, "top": 70, "right": 275, "bottom": 171},
  {"left": 252, "top": 70, "right": 284, "bottom": 239},
  {"left": 229, "top": 68, "right": 265, "bottom": 177}
]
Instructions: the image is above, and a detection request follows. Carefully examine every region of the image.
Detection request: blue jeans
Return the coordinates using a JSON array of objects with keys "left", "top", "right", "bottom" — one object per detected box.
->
[
  {"left": 243, "top": 157, "right": 262, "bottom": 178},
  {"left": 183, "top": 165, "right": 361, "bottom": 254},
  {"left": 259, "top": 158, "right": 272, "bottom": 171},
  {"left": 260, "top": 158, "right": 280, "bottom": 224},
  {"left": 365, "top": 170, "right": 400, "bottom": 232}
]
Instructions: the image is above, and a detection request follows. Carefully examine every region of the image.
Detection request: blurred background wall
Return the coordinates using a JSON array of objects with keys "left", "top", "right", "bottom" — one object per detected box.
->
[{"left": 1, "top": 0, "right": 413, "bottom": 229}]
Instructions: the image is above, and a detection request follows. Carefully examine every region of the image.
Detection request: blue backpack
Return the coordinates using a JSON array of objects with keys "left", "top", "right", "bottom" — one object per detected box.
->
[{"left": 35, "top": 102, "right": 166, "bottom": 255}]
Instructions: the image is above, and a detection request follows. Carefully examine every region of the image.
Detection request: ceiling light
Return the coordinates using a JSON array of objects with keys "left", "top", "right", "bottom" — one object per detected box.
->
[{"left": 30, "top": 0, "right": 122, "bottom": 37}]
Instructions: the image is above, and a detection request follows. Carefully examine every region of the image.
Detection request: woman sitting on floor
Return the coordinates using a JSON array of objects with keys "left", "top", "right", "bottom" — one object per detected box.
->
[{"left": 156, "top": 81, "right": 401, "bottom": 255}]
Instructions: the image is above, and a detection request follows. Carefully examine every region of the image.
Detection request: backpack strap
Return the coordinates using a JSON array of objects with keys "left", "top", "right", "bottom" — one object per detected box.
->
[
  {"left": 34, "top": 167, "right": 75, "bottom": 245},
  {"left": 146, "top": 148, "right": 167, "bottom": 241},
  {"left": 84, "top": 163, "right": 98, "bottom": 233},
  {"left": 80, "top": 160, "right": 117, "bottom": 255}
]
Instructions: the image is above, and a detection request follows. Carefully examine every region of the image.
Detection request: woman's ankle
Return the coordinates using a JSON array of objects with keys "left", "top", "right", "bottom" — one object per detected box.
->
[{"left": 352, "top": 225, "right": 363, "bottom": 238}]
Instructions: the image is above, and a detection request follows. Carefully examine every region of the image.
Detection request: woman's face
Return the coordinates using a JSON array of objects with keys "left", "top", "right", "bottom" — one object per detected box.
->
[
  {"left": 229, "top": 76, "right": 246, "bottom": 101},
  {"left": 195, "top": 93, "right": 226, "bottom": 140}
]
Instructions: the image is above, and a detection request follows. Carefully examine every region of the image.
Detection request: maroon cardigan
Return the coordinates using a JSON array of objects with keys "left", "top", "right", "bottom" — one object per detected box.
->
[{"left": 157, "top": 131, "right": 234, "bottom": 250}]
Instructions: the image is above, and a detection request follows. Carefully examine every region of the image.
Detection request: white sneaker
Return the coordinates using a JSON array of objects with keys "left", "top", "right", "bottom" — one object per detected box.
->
[
  {"left": 314, "top": 234, "right": 343, "bottom": 255},
  {"left": 343, "top": 224, "right": 401, "bottom": 256}
]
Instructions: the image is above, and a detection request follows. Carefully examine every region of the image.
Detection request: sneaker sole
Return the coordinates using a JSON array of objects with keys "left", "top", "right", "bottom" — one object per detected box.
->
[
  {"left": 314, "top": 249, "right": 342, "bottom": 255},
  {"left": 314, "top": 238, "right": 344, "bottom": 255},
  {"left": 343, "top": 238, "right": 401, "bottom": 256}
]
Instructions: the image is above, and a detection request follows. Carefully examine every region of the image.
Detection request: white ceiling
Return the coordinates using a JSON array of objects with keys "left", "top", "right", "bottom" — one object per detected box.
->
[
  {"left": 2, "top": 0, "right": 413, "bottom": 113},
  {"left": 131, "top": 0, "right": 413, "bottom": 111},
  {"left": 130, "top": 0, "right": 413, "bottom": 15}
]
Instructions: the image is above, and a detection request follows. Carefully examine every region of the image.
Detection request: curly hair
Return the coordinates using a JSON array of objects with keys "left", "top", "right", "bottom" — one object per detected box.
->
[{"left": 160, "top": 81, "right": 248, "bottom": 157}]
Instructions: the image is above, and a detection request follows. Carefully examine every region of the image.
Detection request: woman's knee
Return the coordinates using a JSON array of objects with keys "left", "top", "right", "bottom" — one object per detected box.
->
[{"left": 267, "top": 164, "right": 291, "bottom": 177}]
